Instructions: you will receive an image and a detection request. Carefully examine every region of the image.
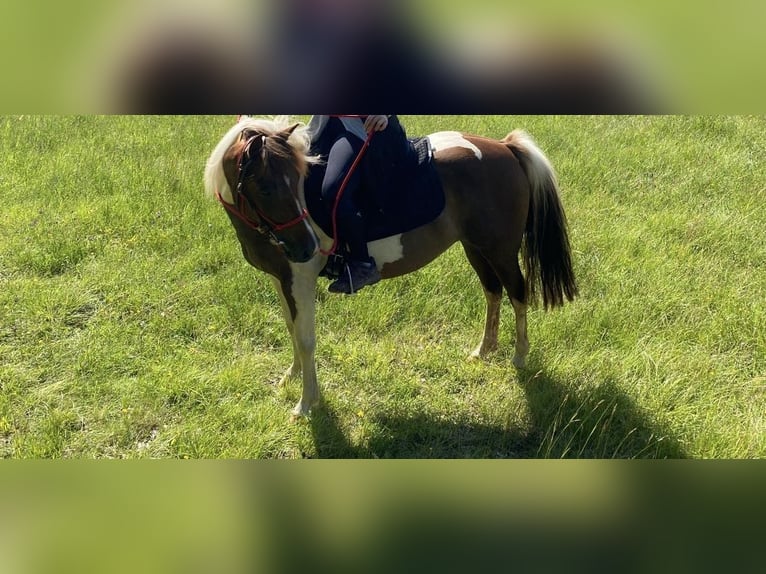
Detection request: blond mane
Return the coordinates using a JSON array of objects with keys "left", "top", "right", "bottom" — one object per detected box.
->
[{"left": 203, "top": 116, "right": 319, "bottom": 204}]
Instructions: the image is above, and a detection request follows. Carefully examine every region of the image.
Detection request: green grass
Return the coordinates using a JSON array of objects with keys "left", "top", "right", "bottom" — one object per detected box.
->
[{"left": 1, "top": 115, "right": 764, "bottom": 458}]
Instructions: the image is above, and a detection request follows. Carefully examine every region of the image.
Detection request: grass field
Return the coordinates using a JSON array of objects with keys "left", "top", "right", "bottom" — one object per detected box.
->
[{"left": 0, "top": 115, "right": 764, "bottom": 458}]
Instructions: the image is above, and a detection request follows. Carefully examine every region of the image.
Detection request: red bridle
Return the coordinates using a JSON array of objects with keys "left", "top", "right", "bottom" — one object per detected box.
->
[
  {"left": 215, "top": 134, "right": 309, "bottom": 239},
  {"left": 219, "top": 117, "right": 376, "bottom": 256}
]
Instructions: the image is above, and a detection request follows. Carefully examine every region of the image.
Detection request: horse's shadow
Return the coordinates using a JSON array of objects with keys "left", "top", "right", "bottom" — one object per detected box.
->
[{"left": 309, "top": 357, "right": 685, "bottom": 459}]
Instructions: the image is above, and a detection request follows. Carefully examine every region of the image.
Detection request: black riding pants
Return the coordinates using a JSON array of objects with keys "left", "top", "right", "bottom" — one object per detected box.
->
[{"left": 320, "top": 128, "right": 370, "bottom": 260}]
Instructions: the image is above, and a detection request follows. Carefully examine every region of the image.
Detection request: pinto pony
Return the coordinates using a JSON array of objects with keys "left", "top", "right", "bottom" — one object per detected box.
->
[{"left": 204, "top": 116, "right": 577, "bottom": 417}]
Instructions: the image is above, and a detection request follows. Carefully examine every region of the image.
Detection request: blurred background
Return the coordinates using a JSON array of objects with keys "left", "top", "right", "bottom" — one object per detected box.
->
[
  {"left": 1, "top": 462, "right": 764, "bottom": 574},
  {"left": 1, "top": 0, "right": 765, "bottom": 112}
]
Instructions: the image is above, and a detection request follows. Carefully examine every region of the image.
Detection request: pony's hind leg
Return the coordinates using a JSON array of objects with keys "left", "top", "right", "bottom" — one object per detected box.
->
[
  {"left": 469, "top": 244, "right": 530, "bottom": 368},
  {"left": 489, "top": 253, "right": 530, "bottom": 369},
  {"left": 463, "top": 244, "right": 503, "bottom": 360},
  {"left": 510, "top": 298, "right": 529, "bottom": 369}
]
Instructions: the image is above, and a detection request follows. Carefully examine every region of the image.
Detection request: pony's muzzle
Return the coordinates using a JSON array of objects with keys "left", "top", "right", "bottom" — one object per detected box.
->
[
  {"left": 282, "top": 233, "right": 319, "bottom": 263},
  {"left": 291, "top": 245, "right": 318, "bottom": 263}
]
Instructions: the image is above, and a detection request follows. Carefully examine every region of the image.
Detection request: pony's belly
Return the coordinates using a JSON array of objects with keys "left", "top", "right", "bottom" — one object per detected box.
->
[{"left": 369, "top": 212, "right": 458, "bottom": 279}]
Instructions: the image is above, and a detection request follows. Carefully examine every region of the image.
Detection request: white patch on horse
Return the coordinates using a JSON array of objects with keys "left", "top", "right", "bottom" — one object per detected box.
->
[
  {"left": 368, "top": 234, "right": 404, "bottom": 268},
  {"left": 429, "top": 131, "right": 482, "bottom": 160}
]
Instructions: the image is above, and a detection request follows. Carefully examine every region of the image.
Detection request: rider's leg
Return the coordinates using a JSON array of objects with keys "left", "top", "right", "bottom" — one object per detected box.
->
[{"left": 322, "top": 136, "right": 380, "bottom": 293}]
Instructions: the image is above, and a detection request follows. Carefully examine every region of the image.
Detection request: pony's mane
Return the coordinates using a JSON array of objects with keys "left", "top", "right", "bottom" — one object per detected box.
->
[{"left": 203, "top": 116, "right": 319, "bottom": 203}]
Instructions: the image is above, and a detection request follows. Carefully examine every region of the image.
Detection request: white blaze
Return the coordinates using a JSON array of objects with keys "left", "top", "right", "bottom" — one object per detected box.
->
[{"left": 428, "top": 131, "right": 482, "bottom": 160}]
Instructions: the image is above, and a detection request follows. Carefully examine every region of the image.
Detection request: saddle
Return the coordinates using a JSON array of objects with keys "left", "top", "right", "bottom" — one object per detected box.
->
[{"left": 307, "top": 136, "right": 445, "bottom": 278}]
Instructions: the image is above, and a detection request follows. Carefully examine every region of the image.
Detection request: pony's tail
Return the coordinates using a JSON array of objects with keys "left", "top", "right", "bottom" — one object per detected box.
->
[{"left": 503, "top": 130, "right": 578, "bottom": 309}]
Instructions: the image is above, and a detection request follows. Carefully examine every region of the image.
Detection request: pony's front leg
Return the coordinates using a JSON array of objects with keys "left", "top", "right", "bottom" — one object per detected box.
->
[
  {"left": 277, "top": 266, "right": 321, "bottom": 418},
  {"left": 291, "top": 295, "right": 319, "bottom": 417},
  {"left": 272, "top": 278, "right": 302, "bottom": 386}
]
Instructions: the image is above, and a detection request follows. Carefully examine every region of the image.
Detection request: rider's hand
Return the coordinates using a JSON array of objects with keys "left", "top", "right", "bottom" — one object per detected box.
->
[{"left": 364, "top": 115, "right": 389, "bottom": 133}]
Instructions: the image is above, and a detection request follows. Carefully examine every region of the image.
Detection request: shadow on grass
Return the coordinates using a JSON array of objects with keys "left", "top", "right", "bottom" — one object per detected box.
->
[{"left": 310, "top": 358, "right": 686, "bottom": 459}]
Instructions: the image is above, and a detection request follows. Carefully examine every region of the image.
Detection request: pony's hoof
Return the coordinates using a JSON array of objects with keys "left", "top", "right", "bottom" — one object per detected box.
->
[
  {"left": 469, "top": 344, "right": 496, "bottom": 361},
  {"left": 291, "top": 396, "right": 319, "bottom": 420},
  {"left": 512, "top": 354, "right": 528, "bottom": 369}
]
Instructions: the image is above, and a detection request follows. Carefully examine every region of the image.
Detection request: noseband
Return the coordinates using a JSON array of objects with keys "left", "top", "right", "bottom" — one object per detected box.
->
[{"left": 215, "top": 133, "right": 309, "bottom": 245}]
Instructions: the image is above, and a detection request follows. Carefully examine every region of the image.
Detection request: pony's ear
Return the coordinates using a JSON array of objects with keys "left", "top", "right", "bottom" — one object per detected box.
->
[
  {"left": 241, "top": 128, "right": 262, "bottom": 142},
  {"left": 240, "top": 130, "right": 266, "bottom": 162},
  {"left": 278, "top": 123, "right": 300, "bottom": 140}
]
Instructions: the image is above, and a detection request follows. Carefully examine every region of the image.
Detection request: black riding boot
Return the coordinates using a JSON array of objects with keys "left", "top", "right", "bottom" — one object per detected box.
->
[
  {"left": 328, "top": 257, "right": 381, "bottom": 294},
  {"left": 328, "top": 212, "right": 381, "bottom": 294}
]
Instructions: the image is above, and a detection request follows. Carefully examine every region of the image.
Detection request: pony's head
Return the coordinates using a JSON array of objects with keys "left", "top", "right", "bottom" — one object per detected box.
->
[{"left": 204, "top": 116, "right": 321, "bottom": 263}]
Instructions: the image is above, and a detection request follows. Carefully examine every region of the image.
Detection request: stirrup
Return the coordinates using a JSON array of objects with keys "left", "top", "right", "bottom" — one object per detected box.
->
[
  {"left": 328, "top": 262, "right": 357, "bottom": 295},
  {"left": 320, "top": 252, "right": 347, "bottom": 280},
  {"left": 345, "top": 263, "right": 356, "bottom": 295}
]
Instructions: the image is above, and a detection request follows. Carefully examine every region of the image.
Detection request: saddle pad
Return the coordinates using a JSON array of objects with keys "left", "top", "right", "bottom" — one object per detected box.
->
[{"left": 307, "top": 137, "right": 445, "bottom": 242}]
